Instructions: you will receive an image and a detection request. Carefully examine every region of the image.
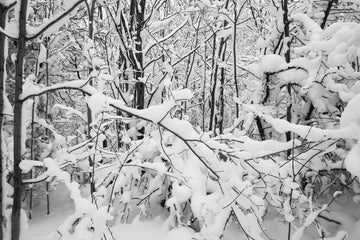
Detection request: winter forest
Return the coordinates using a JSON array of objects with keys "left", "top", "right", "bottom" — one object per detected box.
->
[{"left": 3, "top": 0, "right": 360, "bottom": 239}]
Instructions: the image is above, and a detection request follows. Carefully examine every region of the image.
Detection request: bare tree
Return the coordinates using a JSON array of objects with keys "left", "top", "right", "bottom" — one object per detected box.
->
[{"left": 12, "top": 0, "right": 29, "bottom": 238}]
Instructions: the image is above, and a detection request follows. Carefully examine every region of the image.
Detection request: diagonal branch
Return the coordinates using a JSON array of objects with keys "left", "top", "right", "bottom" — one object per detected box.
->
[{"left": 26, "top": 0, "right": 85, "bottom": 40}]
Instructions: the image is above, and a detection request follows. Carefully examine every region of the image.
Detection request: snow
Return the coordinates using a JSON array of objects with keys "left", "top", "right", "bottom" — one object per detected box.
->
[
  {"left": 344, "top": 142, "right": 360, "bottom": 178},
  {"left": 340, "top": 93, "right": 360, "bottom": 128},
  {"left": 144, "top": 20, "right": 188, "bottom": 54},
  {"left": 259, "top": 54, "right": 287, "bottom": 73},
  {"left": 19, "top": 160, "right": 44, "bottom": 173},
  {"left": 241, "top": 137, "right": 301, "bottom": 153},
  {"left": 20, "top": 77, "right": 99, "bottom": 100},
  {"left": 0, "top": 0, "right": 15, "bottom": 6},
  {"left": 38, "top": 43, "right": 47, "bottom": 64},
  {"left": 292, "top": 13, "right": 322, "bottom": 38},
  {"left": 2, "top": 92, "right": 12, "bottom": 115},
  {"left": 258, "top": 112, "right": 360, "bottom": 141},
  {"left": 26, "top": 0, "right": 82, "bottom": 38},
  {"left": 87, "top": 94, "right": 111, "bottom": 116},
  {"left": 53, "top": 104, "right": 86, "bottom": 121},
  {"left": 328, "top": 42, "right": 348, "bottom": 67},
  {"left": 171, "top": 182, "right": 192, "bottom": 203},
  {"left": 232, "top": 207, "right": 265, "bottom": 240},
  {"left": 24, "top": 185, "right": 239, "bottom": 240},
  {"left": 171, "top": 89, "right": 193, "bottom": 101},
  {"left": 1, "top": 20, "right": 19, "bottom": 38},
  {"left": 292, "top": 205, "right": 327, "bottom": 240},
  {"left": 21, "top": 97, "right": 34, "bottom": 153},
  {"left": 7, "top": 3, "right": 360, "bottom": 240}
]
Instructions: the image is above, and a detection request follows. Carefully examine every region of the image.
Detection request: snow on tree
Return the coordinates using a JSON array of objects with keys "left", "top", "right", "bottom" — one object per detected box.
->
[{"left": 3, "top": 1, "right": 360, "bottom": 240}]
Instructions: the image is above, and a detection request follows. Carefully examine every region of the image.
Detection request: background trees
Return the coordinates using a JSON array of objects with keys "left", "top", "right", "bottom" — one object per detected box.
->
[{"left": 2, "top": 0, "right": 360, "bottom": 240}]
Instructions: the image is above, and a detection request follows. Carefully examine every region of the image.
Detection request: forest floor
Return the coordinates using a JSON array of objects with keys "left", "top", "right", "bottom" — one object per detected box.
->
[{"left": 22, "top": 183, "right": 360, "bottom": 240}]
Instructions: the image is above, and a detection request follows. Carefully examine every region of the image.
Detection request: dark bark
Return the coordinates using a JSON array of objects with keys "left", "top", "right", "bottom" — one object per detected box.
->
[
  {"left": 87, "top": 0, "right": 96, "bottom": 199},
  {"left": 87, "top": 0, "right": 96, "bottom": 138},
  {"left": 209, "top": 34, "right": 217, "bottom": 132},
  {"left": 130, "top": 0, "right": 146, "bottom": 141},
  {"left": 282, "top": 0, "right": 292, "bottom": 157},
  {"left": 12, "top": 0, "right": 28, "bottom": 239},
  {"left": 209, "top": 0, "right": 230, "bottom": 134},
  {"left": 321, "top": 0, "right": 335, "bottom": 29},
  {"left": 88, "top": 0, "right": 96, "bottom": 40},
  {"left": 218, "top": 42, "right": 227, "bottom": 134},
  {"left": 113, "top": 0, "right": 146, "bottom": 141},
  {"left": 232, "top": 6, "right": 239, "bottom": 119},
  {"left": 255, "top": 116, "right": 266, "bottom": 140},
  {"left": 132, "top": 0, "right": 146, "bottom": 110},
  {"left": 45, "top": 40, "right": 50, "bottom": 215},
  {"left": 183, "top": 16, "right": 201, "bottom": 117},
  {"left": 202, "top": 44, "right": 207, "bottom": 130}
]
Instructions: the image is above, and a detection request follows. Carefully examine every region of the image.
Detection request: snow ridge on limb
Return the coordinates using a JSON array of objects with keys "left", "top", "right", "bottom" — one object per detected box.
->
[
  {"left": 0, "top": 0, "right": 84, "bottom": 40},
  {"left": 0, "top": 0, "right": 16, "bottom": 7},
  {"left": 19, "top": 73, "right": 100, "bottom": 101},
  {"left": 144, "top": 19, "right": 188, "bottom": 54},
  {"left": 291, "top": 13, "right": 323, "bottom": 38},
  {"left": 245, "top": 98, "right": 360, "bottom": 180},
  {"left": 0, "top": 0, "right": 17, "bottom": 39},
  {"left": 244, "top": 103, "right": 360, "bottom": 141},
  {"left": 26, "top": 0, "right": 85, "bottom": 40}
]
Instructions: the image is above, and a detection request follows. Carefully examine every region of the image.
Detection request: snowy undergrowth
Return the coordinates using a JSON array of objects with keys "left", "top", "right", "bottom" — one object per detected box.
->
[
  {"left": 18, "top": 12, "right": 360, "bottom": 237},
  {"left": 19, "top": 86, "right": 360, "bottom": 240}
]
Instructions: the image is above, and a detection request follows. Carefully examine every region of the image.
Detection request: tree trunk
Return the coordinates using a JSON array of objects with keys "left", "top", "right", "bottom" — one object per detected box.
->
[
  {"left": 209, "top": 34, "right": 217, "bottom": 132},
  {"left": 87, "top": 0, "right": 96, "bottom": 197},
  {"left": 12, "top": 0, "right": 28, "bottom": 239},
  {"left": 232, "top": 4, "right": 239, "bottom": 118},
  {"left": 218, "top": 42, "right": 227, "bottom": 134},
  {"left": 209, "top": 0, "right": 230, "bottom": 134},
  {"left": 0, "top": 4, "right": 7, "bottom": 240},
  {"left": 282, "top": 0, "right": 291, "bottom": 155},
  {"left": 281, "top": 2, "right": 293, "bottom": 239},
  {"left": 132, "top": 0, "right": 146, "bottom": 110},
  {"left": 45, "top": 41, "right": 50, "bottom": 215},
  {"left": 202, "top": 43, "right": 207, "bottom": 130}
]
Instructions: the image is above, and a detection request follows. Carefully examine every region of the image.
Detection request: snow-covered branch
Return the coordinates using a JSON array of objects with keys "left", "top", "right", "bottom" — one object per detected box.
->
[
  {"left": 20, "top": 75, "right": 98, "bottom": 102},
  {"left": 0, "top": 0, "right": 16, "bottom": 7},
  {"left": 26, "top": 0, "right": 85, "bottom": 40},
  {"left": 144, "top": 19, "right": 188, "bottom": 54}
]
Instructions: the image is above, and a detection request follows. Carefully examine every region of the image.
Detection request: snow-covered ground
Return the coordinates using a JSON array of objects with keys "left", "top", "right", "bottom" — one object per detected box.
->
[
  {"left": 22, "top": 183, "right": 242, "bottom": 240},
  {"left": 23, "top": 183, "right": 74, "bottom": 240},
  {"left": 23, "top": 183, "right": 360, "bottom": 240}
]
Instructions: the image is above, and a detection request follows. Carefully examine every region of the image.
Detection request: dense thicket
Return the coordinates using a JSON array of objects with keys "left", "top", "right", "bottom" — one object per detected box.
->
[{"left": 2, "top": 0, "right": 360, "bottom": 240}]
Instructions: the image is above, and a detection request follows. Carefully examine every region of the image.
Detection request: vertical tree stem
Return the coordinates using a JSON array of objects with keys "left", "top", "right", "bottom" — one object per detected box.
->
[
  {"left": 12, "top": 0, "right": 28, "bottom": 239},
  {"left": 233, "top": 2, "right": 239, "bottom": 118},
  {"left": 0, "top": 4, "right": 6, "bottom": 240},
  {"left": 281, "top": 0, "right": 293, "bottom": 239},
  {"left": 282, "top": 0, "right": 291, "bottom": 151},
  {"left": 202, "top": 41, "right": 207, "bottom": 130},
  {"left": 87, "top": 0, "right": 96, "bottom": 198},
  {"left": 29, "top": 99, "right": 35, "bottom": 219},
  {"left": 45, "top": 40, "right": 50, "bottom": 215}
]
